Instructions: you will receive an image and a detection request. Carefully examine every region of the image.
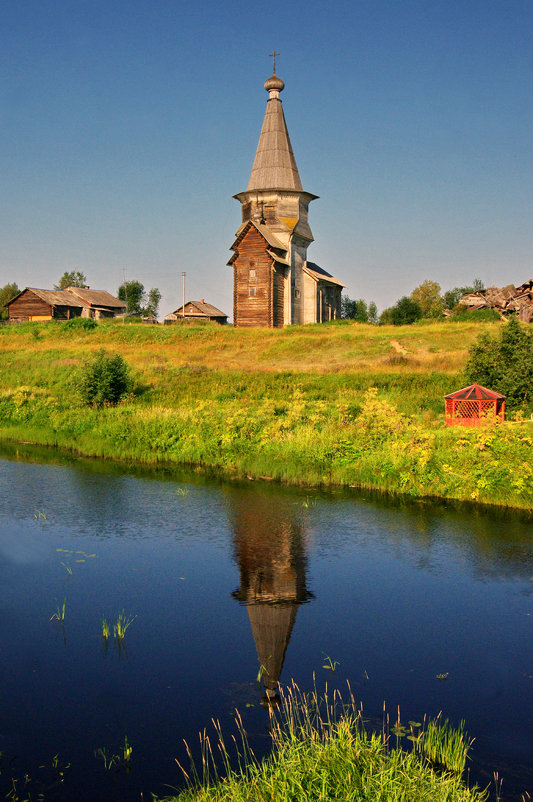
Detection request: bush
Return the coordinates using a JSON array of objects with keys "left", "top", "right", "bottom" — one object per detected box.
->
[
  {"left": 63, "top": 317, "right": 98, "bottom": 331},
  {"left": 449, "top": 308, "right": 500, "bottom": 322},
  {"left": 381, "top": 297, "right": 422, "bottom": 325},
  {"left": 80, "top": 350, "right": 132, "bottom": 406},
  {"left": 464, "top": 317, "right": 533, "bottom": 409}
]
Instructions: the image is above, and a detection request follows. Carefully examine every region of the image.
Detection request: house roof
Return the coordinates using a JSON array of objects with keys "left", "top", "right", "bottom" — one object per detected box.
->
[
  {"left": 246, "top": 72, "right": 303, "bottom": 193},
  {"left": 171, "top": 300, "right": 227, "bottom": 318},
  {"left": 7, "top": 286, "right": 125, "bottom": 309},
  {"left": 445, "top": 383, "right": 505, "bottom": 400},
  {"left": 303, "top": 262, "right": 345, "bottom": 288},
  {"left": 67, "top": 287, "right": 126, "bottom": 309},
  {"left": 7, "top": 288, "right": 85, "bottom": 307},
  {"left": 228, "top": 219, "right": 288, "bottom": 265}
]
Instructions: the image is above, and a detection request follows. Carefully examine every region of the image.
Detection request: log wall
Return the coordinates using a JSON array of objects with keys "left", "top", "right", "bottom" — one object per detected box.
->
[
  {"left": 8, "top": 291, "right": 52, "bottom": 321},
  {"left": 234, "top": 227, "right": 278, "bottom": 327}
]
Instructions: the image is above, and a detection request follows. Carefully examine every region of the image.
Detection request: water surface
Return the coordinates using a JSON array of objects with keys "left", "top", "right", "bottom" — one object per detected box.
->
[{"left": 0, "top": 447, "right": 532, "bottom": 800}]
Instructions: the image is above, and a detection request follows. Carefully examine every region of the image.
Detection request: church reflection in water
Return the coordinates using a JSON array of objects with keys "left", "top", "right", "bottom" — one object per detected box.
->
[{"left": 228, "top": 488, "right": 313, "bottom": 706}]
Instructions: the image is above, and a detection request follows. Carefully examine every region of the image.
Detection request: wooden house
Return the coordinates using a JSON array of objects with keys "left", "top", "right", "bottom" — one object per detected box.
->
[
  {"left": 7, "top": 287, "right": 126, "bottom": 322},
  {"left": 164, "top": 300, "right": 228, "bottom": 324},
  {"left": 228, "top": 67, "right": 344, "bottom": 327}
]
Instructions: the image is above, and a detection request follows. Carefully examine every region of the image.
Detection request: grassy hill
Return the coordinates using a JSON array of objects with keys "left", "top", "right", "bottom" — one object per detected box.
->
[{"left": 0, "top": 318, "right": 531, "bottom": 509}]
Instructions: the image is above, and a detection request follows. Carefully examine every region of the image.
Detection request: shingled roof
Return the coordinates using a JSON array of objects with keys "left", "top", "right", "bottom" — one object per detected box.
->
[
  {"left": 247, "top": 72, "right": 303, "bottom": 192},
  {"left": 67, "top": 287, "right": 126, "bottom": 309},
  {"left": 171, "top": 300, "right": 227, "bottom": 318}
]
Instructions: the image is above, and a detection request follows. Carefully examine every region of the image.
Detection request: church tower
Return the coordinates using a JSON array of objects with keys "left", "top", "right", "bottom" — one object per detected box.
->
[{"left": 229, "top": 59, "right": 343, "bottom": 327}]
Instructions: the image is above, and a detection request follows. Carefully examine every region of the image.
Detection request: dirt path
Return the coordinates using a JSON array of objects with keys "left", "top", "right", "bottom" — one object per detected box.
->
[{"left": 390, "top": 339, "right": 408, "bottom": 355}]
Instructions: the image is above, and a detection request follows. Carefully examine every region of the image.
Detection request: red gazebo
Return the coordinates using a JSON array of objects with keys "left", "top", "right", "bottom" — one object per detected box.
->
[{"left": 445, "top": 383, "right": 505, "bottom": 427}]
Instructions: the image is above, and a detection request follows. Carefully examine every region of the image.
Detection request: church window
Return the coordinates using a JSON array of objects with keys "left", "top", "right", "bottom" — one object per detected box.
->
[
  {"left": 249, "top": 287, "right": 256, "bottom": 297},
  {"left": 249, "top": 269, "right": 256, "bottom": 279}
]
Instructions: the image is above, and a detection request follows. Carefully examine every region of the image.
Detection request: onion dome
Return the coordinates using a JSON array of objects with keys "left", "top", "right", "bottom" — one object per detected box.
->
[{"left": 264, "top": 73, "right": 284, "bottom": 93}]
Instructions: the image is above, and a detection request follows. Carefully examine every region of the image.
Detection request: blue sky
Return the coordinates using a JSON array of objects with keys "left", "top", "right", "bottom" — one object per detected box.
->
[{"left": 1, "top": 0, "right": 532, "bottom": 319}]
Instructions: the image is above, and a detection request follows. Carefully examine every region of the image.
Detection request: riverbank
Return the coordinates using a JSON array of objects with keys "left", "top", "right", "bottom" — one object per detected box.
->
[
  {"left": 158, "top": 685, "right": 488, "bottom": 802},
  {"left": 0, "top": 319, "right": 531, "bottom": 510}
]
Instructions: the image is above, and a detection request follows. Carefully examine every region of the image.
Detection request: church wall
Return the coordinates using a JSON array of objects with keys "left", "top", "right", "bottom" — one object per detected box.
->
[
  {"left": 272, "top": 265, "right": 285, "bottom": 327},
  {"left": 290, "top": 241, "right": 308, "bottom": 325},
  {"left": 302, "top": 272, "right": 317, "bottom": 324},
  {"left": 233, "top": 227, "right": 274, "bottom": 327}
]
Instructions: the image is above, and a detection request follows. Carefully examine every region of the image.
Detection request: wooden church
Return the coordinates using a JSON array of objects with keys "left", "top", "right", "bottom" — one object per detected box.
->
[{"left": 228, "top": 61, "right": 344, "bottom": 327}]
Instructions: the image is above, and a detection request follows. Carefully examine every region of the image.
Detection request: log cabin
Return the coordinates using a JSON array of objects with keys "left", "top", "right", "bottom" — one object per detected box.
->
[
  {"left": 164, "top": 299, "right": 228, "bottom": 324},
  {"left": 7, "top": 287, "right": 126, "bottom": 322},
  {"left": 228, "top": 66, "right": 344, "bottom": 327}
]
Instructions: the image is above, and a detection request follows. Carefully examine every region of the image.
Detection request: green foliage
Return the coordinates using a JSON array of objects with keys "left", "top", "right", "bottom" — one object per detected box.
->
[
  {"left": 161, "top": 684, "right": 486, "bottom": 802},
  {"left": 410, "top": 280, "right": 444, "bottom": 318},
  {"left": 382, "top": 296, "right": 423, "bottom": 325},
  {"left": 118, "top": 280, "right": 146, "bottom": 315},
  {"left": 145, "top": 287, "right": 162, "bottom": 317},
  {"left": 449, "top": 308, "right": 500, "bottom": 322},
  {"left": 80, "top": 350, "right": 132, "bottom": 407},
  {"left": 465, "top": 317, "right": 533, "bottom": 408},
  {"left": 54, "top": 270, "right": 87, "bottom": 290},
  {"left": 117, "top": 280, "right": 161, "bottom": 316},
  {"left": 341, "top": 295, "right": 378, "bottom": 323},
  {"left": 0, "top": 282, "right": 20, "bottom": 320},
  {"left": 62, "top": 317, "right": 98, "bottom": 331}
]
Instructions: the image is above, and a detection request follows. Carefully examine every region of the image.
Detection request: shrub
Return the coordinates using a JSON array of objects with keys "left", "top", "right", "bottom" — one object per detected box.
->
[
  {"left": 80, "top": 350, "right": 132, "bottom": 407},
  {"left": 464, "top": 317, "right": 533, "bottom": 409},
  {"left": 63, "top": 317, "right": 98, "bottom": 331},
  {"left": 381, "top": 297, "right": 422, "bottom": 325}
]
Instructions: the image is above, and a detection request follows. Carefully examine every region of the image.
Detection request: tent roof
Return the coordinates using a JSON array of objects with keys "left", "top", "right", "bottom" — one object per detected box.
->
[{"left": 445, "top": 383, "right": 505, "bottom": 400}]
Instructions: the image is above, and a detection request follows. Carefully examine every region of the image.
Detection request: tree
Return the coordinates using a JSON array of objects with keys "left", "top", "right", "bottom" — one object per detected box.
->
[
  {"left": 341, "top": 294, "right": 373, "bottom": 322},
  {"left": 80, "top": 350, "right": 132, "bottom": 407},
  {"left": 410, "top": 280, "right": 443, "bottom": 318},
  {"left": 341, "top": 294, "right": 358, "bottom": 319},
  {"left": 145, "top": 288, "right": 161, "bottom": 318},
  {"left": 118, "top": 280, "right": 146, "bottom": 315},
  {"left": 380, "top": 296, "right": 422, "bottom": 325},
  {"left": 464, "top": 317, "right": 532, "bottom": 409},
  {"left": 54, "top": 270, "right": 87, "bottom": 290},
  {"left": 368, "top": 301, "right": 378, "bottom": 325},
  {"left": 0, "top": 282, "right": 20, "bottom": 320}
]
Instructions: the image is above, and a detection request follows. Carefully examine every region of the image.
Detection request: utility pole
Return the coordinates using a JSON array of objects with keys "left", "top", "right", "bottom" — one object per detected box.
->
[
  {"left": 122, "top": 269, "right": 127, "bottom": 323},
  {"left": 182, "top": 272, "right": 186, "bottom": 319}
]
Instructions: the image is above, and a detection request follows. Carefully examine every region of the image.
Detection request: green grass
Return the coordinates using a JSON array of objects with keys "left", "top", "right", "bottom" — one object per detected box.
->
[
  {"left": 0, "top": 319, "right": 531, "bottom": 510},
  {"left": 158, "top": 683, "right": 488, "bottom": 802}
]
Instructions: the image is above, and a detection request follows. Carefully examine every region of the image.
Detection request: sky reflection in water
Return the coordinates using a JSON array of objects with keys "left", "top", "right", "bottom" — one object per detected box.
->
[{"left": 0, "top": 449, "right": 531, "bottom": 800}]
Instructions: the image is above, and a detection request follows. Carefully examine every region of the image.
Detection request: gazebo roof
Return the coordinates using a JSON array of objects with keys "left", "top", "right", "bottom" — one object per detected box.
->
[{"left": 445, "top": 383, "right": 505, "bottom": 401}]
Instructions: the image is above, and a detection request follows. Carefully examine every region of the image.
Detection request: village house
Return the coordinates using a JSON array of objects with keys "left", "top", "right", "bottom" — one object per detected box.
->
[
  {"left": 164, "top": 299, "right": 228, "bottom": 324},
  {"left": 228, "top": 62, "right": 344, "bottom": 327},
  {"left": 6, "top": 286, "right": 126, "bottom": 322}
]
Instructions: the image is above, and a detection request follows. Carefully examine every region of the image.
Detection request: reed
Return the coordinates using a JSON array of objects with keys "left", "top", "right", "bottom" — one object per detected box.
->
[
  {"left": 113, "top": 610, "right": 136, "bottom": 640},
  {"left": 159, "top": 682, "right": 487, "bottom": 802},
  {"left": 50, "top": 598, "right": 66, "bottom": 623}
]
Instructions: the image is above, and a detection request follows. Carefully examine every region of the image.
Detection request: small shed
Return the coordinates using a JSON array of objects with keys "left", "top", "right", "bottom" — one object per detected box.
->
[
  {"left": 445, "top": 383, "right": 505, "bottom": 426},
  {"left": 164, "top": 300, "right": 228, "bottom": 324}
]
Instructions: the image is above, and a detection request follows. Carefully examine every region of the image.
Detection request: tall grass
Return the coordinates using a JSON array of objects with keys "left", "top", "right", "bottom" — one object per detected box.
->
[
  {"left": 0, "top": 320, "right": 531, "bottom": 509},
  {"left": 159, "top": 682, "right": 487, "bottom": 802}
]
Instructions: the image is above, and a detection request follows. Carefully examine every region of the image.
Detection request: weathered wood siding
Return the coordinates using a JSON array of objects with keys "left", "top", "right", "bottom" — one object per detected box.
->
[
  {"left": 8, "top": 290, "right": 52, "bottom": 321},
  {"left": 273, "top": 266, "right": 285, "bottom": 327},
  {"left": 234, "top": 227, "right": 276, "bottom": 327}
]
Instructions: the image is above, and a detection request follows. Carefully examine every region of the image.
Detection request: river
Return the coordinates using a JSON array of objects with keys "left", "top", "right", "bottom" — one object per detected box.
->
[{"left": 0, "top": 446, "right": 531, "bottom": 800}]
